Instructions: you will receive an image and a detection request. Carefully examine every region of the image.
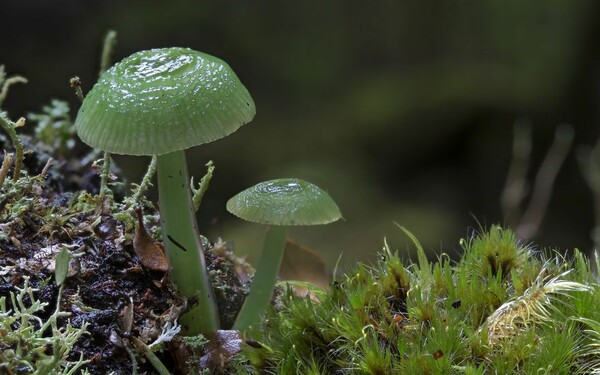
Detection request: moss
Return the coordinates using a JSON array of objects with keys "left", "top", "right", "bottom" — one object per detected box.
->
[{"left": 236, "top": 226, "right": 600, "bottom": 374}]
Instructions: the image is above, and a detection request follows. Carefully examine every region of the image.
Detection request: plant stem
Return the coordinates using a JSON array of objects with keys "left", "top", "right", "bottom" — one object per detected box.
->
[
  {"left": 0, "top": 73, "right": 27, "bottom": 106},
  {"left": 132, "top": 155, "right": 157, "bottom": 207},
  {"left": 516, "top": 124, "right": 573, "bottom": 240},
  {"left": 233, "top": 226, "right": 288, "bottom": 331},
  {"left": 156, "top": 150, "right": 218, "bottom": 334},
  {"left": 191, "top": 160, "right": 215, "bottom": 213},
  {"left": 99, "top": 30, "right": 117, "bottom": 75},
  {"left": 0, "top": 114, "right": 24, "bottom": 180}
]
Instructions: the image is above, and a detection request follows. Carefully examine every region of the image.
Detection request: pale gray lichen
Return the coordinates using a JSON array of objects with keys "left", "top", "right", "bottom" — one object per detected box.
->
[{"left": 0, "top": 276, "right": 90, "bottom": 374}]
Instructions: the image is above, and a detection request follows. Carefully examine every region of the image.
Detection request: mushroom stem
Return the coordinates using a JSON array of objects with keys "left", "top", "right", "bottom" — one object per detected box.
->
[
  {"left": 233, "top": 226, "right": 288, "bottom": 331},
  {"left": 156, "top": 150, "right": 219, "bottom": 334}
]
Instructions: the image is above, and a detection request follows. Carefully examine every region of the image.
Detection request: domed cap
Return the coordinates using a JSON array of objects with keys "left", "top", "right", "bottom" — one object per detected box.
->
[
  {"left": 75, "top": 47, "right": 255, "bottom": 156},
  {"left": 226, "top": 178, "right": 342, "bottom": 226}
]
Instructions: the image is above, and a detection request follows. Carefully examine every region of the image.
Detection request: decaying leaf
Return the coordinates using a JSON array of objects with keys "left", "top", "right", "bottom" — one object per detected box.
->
[
  {"left": 134, "top": 208, "right": 169, "bottom": 272},
  {"left": 28, "top": 243, "right": 81, "bottom": 278},
  {"left": 279, "top": 240, "right": 330, "bottom": 296},
  {"left": 119, "top": 297, "right": 134, "bottom": 335},
  {"left": 93, "top": 214, "right": 118, "bottom": 239},
  {"left": 198, "top": 330, "right": 243, "bottom": 372}
]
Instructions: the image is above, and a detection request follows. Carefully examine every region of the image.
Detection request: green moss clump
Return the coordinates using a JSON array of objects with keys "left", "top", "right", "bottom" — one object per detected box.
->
[{"left": 236, "top": 226, "right": 600, "bottom": 374}]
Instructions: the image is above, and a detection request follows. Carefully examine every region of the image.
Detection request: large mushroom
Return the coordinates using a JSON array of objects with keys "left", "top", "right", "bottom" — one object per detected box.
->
[
  {"left": 226, "top": 178, "right": 341, "bottom": 330},
  {"left": 75, "top": 47, "right": 255, "bottom": 335}
]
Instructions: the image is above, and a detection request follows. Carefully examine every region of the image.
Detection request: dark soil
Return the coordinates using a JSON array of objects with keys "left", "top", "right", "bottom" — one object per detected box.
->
[{"left": 0, "top": 139, "right": 249, "bottom": 374}]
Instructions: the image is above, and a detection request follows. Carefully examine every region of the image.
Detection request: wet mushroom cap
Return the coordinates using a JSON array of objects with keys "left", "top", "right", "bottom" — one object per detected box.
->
[
  {"left": 226, "top": 179, "right": 342, "bottom": 226},
  {"left": 75, "top": 47, "right": 255, "bottom": 156}
]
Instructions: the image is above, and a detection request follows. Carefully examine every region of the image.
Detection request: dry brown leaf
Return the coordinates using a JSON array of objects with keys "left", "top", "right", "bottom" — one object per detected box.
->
[
  {"left": 279, "top": 240, "right": 330, "bottom": 295},
  {"left": 133, "top": 208, "right": 169, "bottom": 272}
]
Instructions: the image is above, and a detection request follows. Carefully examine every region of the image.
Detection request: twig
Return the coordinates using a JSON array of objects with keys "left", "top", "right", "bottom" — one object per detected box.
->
[
  {"left": 516, "top": 125, "right": 574, "bottom": 240},
  {"left": 40, "top": 158, "right": 53, "bottom": 178},
  {"left": 501, "top": 120, "right": 532, "bottom": 227},
  {"left": 577, "top": 144, "right": 600, "bottom": 251},
  {"left": 99, "top": 30, "right": 118, "bottom": 75}
]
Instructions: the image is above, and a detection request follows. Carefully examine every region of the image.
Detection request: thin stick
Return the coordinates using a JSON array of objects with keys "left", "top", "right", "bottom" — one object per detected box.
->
[
  {"left": 578, "top": 145, "right": 600, "bottom": 251},
  {"left": 501, "top": 120, "right": 532, "bottom": 227},
  {"left": 99, "top": 30, "right": 118, "bottom": 75},
  {"left": 40, "top": 158, "right": 53, "bottom": 178},
  {"left": 516, "top": 125, "right": 574, "bottom": 240}
]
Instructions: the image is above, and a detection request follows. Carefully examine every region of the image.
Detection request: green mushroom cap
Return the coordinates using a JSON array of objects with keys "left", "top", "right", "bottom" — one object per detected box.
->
[
  {"left": 75, "top": 47, "right": 255, "bottom": 156},
  {"left": 226, "top": 178, "right": 342, "bottom": 226}
]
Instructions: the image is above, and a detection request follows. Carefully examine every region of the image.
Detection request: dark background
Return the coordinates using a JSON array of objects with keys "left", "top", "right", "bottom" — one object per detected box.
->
[{"left": 2, "top": 1, "right": 600, "bottom": 269}]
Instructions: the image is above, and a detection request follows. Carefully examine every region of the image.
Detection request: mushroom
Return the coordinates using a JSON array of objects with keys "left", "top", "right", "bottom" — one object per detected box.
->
[
  {"left": 226, "top": 178, "right": 341, "bottom": 330},
  {"left": 75, "top": 47, "right": 255, "bottom": 334}
]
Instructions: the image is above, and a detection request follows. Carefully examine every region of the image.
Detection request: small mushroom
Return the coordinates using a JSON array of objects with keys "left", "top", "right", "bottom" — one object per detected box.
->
[
  {"left": 75, "top": 47, "right": 255, "bottom": 334},
  {"left": 226, "top": 178, "right": 341, "bottom": 330}
]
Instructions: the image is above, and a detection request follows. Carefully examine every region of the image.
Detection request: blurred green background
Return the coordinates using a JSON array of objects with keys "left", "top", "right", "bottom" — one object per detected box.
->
[{"left": 2, "top": 1, "right": 600, "bottom": 270}]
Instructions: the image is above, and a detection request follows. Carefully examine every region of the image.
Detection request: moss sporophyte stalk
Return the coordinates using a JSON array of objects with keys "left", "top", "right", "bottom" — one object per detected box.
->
[{"left": 74, "top": 47, "right": 256, "bottom": 335}]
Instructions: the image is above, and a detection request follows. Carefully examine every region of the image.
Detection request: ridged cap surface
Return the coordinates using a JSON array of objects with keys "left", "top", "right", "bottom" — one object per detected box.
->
[
  {"left": 75, "top": 47, "right": 255, "bottom": 155},
  {"left": 226, "top": 179, "right": 342, "bottom": 226}
]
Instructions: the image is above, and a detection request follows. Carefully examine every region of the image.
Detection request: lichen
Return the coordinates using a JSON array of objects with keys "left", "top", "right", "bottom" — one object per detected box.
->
[{"left": 0, "top": 276, "right": 89, "bottom": 375}]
